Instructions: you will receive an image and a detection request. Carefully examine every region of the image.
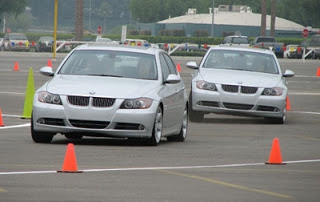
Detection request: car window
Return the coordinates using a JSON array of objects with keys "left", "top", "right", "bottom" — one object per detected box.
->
[
  {"left": 232, "top": 37, "right": 249, "bottom": 44},
  {"left": 159, "top": 54, "right": 171, "bottom": 82},
  {"left": 9, "top": 34, "right": 28, "bottom": 40},
  {"left": 203, "top": 50, "right": 279, "bottom": 74},
  {"left": 58, "top": 50, "right": 158, "bottom": 80},
  {"left": 162, "top": 53, "right": 178, "bottom": 75}
]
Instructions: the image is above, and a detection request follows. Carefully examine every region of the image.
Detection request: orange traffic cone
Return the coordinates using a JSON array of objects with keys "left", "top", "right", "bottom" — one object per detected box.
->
[
  {"left": 0, "top": 108, "right": 4, "bottom": 127},
  {"left": 47, "top": 59, "right": 52, "bottom": 68},
  {"left": 58, "top": 143, "right": 82, "bottom": 173},
  {"left": 286, "top": 96, "right": 291, "bottom": 111},
  {"left": 316, "top": 67, "right": 320, "bottom": 77},
  {"left": 176, "top": 63, "right": 181, "bottom": 72},
  {"left": 265, "top": 138, "right": 286, "bottom": 165},
  {"left": 13, "top": 62, "right": 20, "bottom": 71}
]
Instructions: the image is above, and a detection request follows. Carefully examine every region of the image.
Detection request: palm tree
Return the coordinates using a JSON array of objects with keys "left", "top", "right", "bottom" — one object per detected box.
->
[
  {"left": 75, "top": 0, "right": 83, "bottom": 41},
  {"left": 260, "top": 0, "right": 267, "bottom": 36},
  {"left": 270, "top": 0, "right": 276, "bottom": 37}
]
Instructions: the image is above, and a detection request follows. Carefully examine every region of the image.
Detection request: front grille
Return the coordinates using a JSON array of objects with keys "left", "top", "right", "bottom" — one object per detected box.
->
[
  {"left": 67, "top": 96, "right": 116, "bottom": 107},
  {"left": 69, "top": 119, "right": 109, "bottom": 129},
  {"left": 68, "top": 96, "right": 90, "bottom": 106},
  {"left": 223, "top": 102, "right": 253, "bottom": 110},
  {"left": 241, "top": 86, "right": 258, "bottom": 94},
  {"left": 222, "top": 84, "right": 238, "bottom": 93},
  {"left": 92, "top": 97, "right": 115, "bottom": 107}
]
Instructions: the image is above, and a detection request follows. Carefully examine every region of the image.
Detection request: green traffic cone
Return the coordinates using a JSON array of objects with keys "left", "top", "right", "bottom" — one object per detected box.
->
[{"left": 21, "top": 68, "right": 35, "bottom": 119}]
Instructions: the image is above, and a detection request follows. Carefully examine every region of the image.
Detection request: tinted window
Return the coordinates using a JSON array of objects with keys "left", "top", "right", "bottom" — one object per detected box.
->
[
  {"left": 58, "top": 50, "right": 157, "bottom": 80},
  {"left": 159, "top": 54, "right": 170, "bottom": 82},
  {"left": 162, "top": 53, "right": 178, "bottom": 75}
]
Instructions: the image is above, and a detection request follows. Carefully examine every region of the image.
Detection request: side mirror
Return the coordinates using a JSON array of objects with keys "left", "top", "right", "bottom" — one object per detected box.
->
[
  {"left": 283, "top": 69, "right": 294, "bottom": 78},
  {"left": 40, "top": 66, "right": 54, "bottom": 76},
  {"left": 186, "top": 61, "right": 198, "bottom": 69},
  {"left": 165, "top": 74, "right": 181, "bottom": 84}
]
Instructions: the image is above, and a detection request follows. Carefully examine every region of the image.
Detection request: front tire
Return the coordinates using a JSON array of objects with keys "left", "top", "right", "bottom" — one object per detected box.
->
[
  {"left": 167, "top": 105, "right": 188, "bottom": 142},
  {"left": 31, "top": 116, "right": 55, "bottom": 143},
  {"left": 146, "top": 106, "right": 163, "bottom": 146},
  {"left": 188, "top": 91, "right": 204, "bottom": 122}
]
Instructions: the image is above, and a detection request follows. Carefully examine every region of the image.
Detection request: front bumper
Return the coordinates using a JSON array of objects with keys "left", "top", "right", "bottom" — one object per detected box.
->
[
  {"left": 32, "top": 96, "right": 159, "bottom": 138},
  {"left": 191, "top": 86, "right": 286, "bottom": 118}
]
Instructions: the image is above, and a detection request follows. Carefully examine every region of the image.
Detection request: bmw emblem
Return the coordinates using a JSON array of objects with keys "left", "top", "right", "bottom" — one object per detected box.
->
[
  {"left": 238, "top": 81, "right": 243, "bottom": 84},
  {"left": 89, "top": 91, "right": 95, "bottom": 95}
]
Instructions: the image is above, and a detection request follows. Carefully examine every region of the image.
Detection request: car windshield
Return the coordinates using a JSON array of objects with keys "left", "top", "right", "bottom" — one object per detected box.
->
[
  {"left": 232, "top": 37, "right": 249, "bottom": 44},
  {"left": 9, "top": 34, "right": 28, "bottom": 40},
  {"left": 203, "top": 50, "right": 279, "bottom": 74},
  {"left": 58, "top": 50, "right": 158, "bottom": 80},
  {"left": 40, "top": 37, "right": 53, "bottom": 41}
]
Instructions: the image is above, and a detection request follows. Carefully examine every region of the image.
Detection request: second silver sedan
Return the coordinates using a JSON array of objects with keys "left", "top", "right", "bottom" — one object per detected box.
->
[{"left": 187, "top": 45, "right": 294, "bottom": 124}]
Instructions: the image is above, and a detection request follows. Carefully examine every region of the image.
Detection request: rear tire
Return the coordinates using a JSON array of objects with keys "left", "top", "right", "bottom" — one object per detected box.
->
[{"left": 31, "top": 116, "right": 55, "bottom": 143}]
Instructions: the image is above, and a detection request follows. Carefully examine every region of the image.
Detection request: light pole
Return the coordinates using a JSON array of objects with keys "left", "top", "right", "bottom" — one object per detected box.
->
[
  {"left": 89, "top": 0, "right": 91, "bottom": 31},
  {"left": 211, "top": 0, "right": 215, "bottom": 37}
]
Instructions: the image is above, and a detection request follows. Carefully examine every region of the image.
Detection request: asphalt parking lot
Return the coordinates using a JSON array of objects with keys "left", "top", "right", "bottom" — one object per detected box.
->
[{"left": 0, "top": 52, "right": 320, "bottom": 201}]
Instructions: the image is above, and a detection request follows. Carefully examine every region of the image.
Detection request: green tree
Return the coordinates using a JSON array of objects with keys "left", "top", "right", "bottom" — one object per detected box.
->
[
  {"left": 0, "top": 0, "right": 27, "bottom": 27},
  {"left": 96, "top": 1, "right": 113, "bottom": 34},
  {"left": 0, "top": 0, "right": 27, "bottom": 19}
]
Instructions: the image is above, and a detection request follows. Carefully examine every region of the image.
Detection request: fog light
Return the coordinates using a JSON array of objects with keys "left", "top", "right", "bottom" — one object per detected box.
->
[
  {"left": 37, "top": 118, "right": 45, "bottom": 124},
  {"left": 138, "top": 125, "right": 146, "bottom": 130}
]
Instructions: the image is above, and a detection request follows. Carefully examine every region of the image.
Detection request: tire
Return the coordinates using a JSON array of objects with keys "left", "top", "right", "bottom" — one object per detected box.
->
[
  {"left": 188, "top": 91, "right": 204, "bottom": 122},
  {"left": 146, "top": 106, "right": 163, "bottom": 146},
  {"left": 167, "top": 105, "right": 188, "bottom": 142},
  {"left": 31, "top": 116, "right": 55, "bottom": 143},
  {"left": 265, "top": 108, "right": 286, "bottom": 124}
]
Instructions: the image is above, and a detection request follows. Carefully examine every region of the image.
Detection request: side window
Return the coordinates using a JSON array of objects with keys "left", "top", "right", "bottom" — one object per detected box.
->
[
  {"left": 159, "top": 54, "right": 170, "bottom": 82},
  {"left": 162, "top": 53, "right": 178, "bottom": 75}
]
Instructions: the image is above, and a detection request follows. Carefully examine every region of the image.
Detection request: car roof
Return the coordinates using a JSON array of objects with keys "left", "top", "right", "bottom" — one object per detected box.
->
[
  {"left": 210, "top": 45, "right": 275, "bottom": 55},
  {"left": 74, "top": 43, "right": 163, "bottom": 55},
  {"left": 225, "top": 35, "right": 248, "bottom": 38}
]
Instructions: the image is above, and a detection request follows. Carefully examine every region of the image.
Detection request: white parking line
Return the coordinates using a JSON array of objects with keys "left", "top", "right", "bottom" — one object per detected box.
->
[
  {"left": 0, "top": 123, "right": 30, "bottom": 130},
  {"left": 0, "top": 92, "right": 25, "bottom": 95},
  {"left": 0, "top": 159, "right": 319, "bottom": 175}
]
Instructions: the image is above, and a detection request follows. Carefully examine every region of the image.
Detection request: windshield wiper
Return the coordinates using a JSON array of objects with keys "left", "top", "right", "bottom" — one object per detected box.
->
[{"left": 88, "top": 74, "right": 123, "bottom": 77}]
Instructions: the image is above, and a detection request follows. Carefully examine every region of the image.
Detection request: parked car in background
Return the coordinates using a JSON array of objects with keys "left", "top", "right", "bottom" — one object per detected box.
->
[
  {"left": 35, "top": 36, "right": 54, "bottom": 52},
  {"left": 252, "top": 36, "right": 285, "bottom": 58},
  {"left": 0, "top": 33, "right": 30, "bottom": 52},
  {"left": 123, "top": 39, "right": 150, "bottom": 46},
  {"left": 31, "top": 44, "right": 188, "bottom": 145},
  {"left": 284, "top": 44, "right": 302, "bottom": 58},
  {"left": 187, "top": 45, "right": 294, "bottom": 124},
  {"left": 304, "top": 34, "right": 320, "bottom": 59},
  {"left": 222, "top": 35, "right": 250, "bottom": 47}
]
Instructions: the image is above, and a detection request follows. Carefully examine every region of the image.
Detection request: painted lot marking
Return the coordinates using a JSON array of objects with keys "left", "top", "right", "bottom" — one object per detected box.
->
[
  {"left": 0, "top": 159, "right": 319, "bottom": 175},
  {"left": 158, "top": 169, "right": 291, "bottom": 198}
]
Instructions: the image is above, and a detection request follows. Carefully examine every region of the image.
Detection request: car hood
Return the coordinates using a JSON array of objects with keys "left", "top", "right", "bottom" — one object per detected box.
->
[
  {"left": 44, "top": 75, "right": 159, "bottom": 98},
  {"left": 200, "top": 69, "right": 281, "bottom": 87}
]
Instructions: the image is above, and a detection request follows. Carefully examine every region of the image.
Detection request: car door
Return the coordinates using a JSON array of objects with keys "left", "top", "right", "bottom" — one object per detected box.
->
[{"left": 159, "top": 53, "right": 185, "bottom": 132}]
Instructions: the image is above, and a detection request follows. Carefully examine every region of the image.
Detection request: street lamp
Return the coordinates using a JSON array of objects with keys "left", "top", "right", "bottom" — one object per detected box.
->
[{"left": 211, "top": 0, "right": 215, "bottom": 37}]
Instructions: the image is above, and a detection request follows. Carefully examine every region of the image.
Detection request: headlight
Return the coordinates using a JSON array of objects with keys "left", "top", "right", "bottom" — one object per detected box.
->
[
  {"left": 196, "top": 80, "right": 217, "bottom": 91},
  {"left": 38, "top": 91, "right": 62, "bottom": 105},
  {"left": 261, "top": 87, "right": 284, "bottom": 96},
  {"left": 120, "top": 98, "right": 153, "bottom": 109}
]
